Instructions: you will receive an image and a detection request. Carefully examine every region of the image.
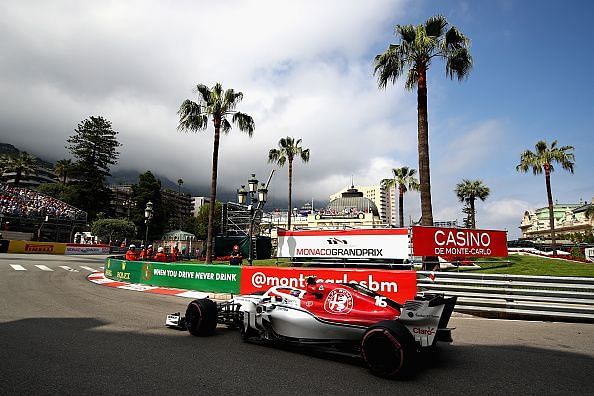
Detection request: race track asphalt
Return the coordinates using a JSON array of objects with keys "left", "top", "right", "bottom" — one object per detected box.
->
[{"left": 1, "top": 253, "right": 593, "bottom": 395}]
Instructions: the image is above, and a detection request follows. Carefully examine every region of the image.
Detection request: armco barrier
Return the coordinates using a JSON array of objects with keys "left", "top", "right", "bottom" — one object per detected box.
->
[
  {"left": 104, "top": 258, "right": 241, "bottom": 294},
  {"left": 417, "top": 271, "right": 594, "bottom": 322},
  {"left": 65, "top": 244, "right": 110, "bottom": 255}
]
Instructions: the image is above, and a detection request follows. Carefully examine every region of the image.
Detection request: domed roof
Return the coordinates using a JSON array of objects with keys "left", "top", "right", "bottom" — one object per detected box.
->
[{"left": 327, "top": 186, "right": 379, "bottom": 217}]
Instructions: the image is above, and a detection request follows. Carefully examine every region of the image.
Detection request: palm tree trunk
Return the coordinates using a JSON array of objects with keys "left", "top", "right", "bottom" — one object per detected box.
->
[
  {"left": 206, "top": 119, "right": 221, "bottom": 263},
  {"left": 287, "top": 159, "right": 293, "bottom": 230},
  {"left": 544, "top": 164, "right": 557, "bottom": 255},
  {"left": 418, "top": 68, "right": 436, "bottom": 270},
  {"left": 417, "top": 68, "right": 433, "bottom": 227},
  {"left": 470, "top": 198, "right": 476, "bottom": 229},
  {"left": 15, "top": 169, "right": 22, "bottom": 186},
  {"left": 399, "top": 185, "right": 404, "bottom": 228}
]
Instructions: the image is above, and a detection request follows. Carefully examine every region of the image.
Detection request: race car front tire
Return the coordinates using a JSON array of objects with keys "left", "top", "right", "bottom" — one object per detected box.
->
[
  {"left": 185, "top": 299, "right": 218, "bottom": 337},
  {"left": 360, "top": 320, "right": 416, "bottom": 379}
]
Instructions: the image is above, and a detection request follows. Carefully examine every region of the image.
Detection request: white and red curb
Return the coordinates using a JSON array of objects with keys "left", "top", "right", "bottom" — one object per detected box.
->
[{"left": 87, "top": 272, "right": 232, "bottom": 300}]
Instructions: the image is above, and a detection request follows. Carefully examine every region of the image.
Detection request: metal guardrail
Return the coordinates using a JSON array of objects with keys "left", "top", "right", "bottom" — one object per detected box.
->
[{"left": 417, "top": 271, "right": 594, "bottom": 323}]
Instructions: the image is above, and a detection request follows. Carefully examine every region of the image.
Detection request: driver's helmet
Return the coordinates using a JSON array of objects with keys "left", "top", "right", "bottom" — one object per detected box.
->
[{"left": 232, "top": 245, "right": 240, "bottom": 252}]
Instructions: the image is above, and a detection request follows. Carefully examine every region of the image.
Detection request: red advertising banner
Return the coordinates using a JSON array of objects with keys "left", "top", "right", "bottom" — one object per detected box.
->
[
  {"left": 411, "top": 226, "right": 508, "bottom": 258},
  {"left": 240, "top": 266, "right": 417, "bottom": 304}
]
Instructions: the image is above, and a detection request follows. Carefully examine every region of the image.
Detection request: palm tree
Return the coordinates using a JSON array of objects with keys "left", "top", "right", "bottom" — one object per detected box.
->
[
  {"left": 177, "top": 83, "right": 255, "bottom": 263},
  {"left": 54, "top": 159, "right": 73, "bottom": 185},
  {"left": 516, "top": 140, "right": 575, "bottom": 255},
  {"left": 268, "top": 137, "right": 310, "bottom": 230},
  {"left": 374, "top": 15, "right": 472, "bottom": 227},
  {"left": 6, "top": 152, "right": 38, "bottom": 186},
  {"left": 454, "top": 179, "right": 490, "bottom": 229},
  {"left": 382, "top": 167, "right": 419, "bottom": 227}
]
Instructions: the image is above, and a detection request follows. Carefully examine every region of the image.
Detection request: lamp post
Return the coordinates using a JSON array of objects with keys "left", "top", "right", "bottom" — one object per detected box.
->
[
  {"left": 144, "top": 201, "right": 153, "bottom": 245},
  {"left": 237, "top": 174, "right": 268, "bottom": 265}
]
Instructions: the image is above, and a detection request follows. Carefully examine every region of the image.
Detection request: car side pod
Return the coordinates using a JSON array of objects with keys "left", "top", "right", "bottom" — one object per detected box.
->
[{"left": 360, "top": 320, "right": 416, "bottom": 379}]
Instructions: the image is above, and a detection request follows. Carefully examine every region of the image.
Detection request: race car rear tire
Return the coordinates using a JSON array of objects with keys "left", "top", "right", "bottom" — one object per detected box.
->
[
  {"left": 360, "top": 320, "right": 416, "bottom": 379},
  {"left": 185, "top": 299, "right": 217, "bottom": 337}
]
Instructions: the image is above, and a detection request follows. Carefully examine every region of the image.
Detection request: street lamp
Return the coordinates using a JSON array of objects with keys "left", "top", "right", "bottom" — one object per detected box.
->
[
  {"left": 237, "top": 174, "right": 269, "bottom": 265},
  {"left": 144, "top": 201, "right": 153, "bottom": 244}
]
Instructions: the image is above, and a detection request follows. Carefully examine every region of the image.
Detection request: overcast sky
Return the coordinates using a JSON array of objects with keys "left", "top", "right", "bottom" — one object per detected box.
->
[{"left": 1, "top": 0, "right": 592, "bottom": 239}]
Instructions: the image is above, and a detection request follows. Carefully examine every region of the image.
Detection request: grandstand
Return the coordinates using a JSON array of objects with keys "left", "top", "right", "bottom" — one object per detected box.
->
[{"left": 0, "top": 183, "right": 87, "bottom": 242}]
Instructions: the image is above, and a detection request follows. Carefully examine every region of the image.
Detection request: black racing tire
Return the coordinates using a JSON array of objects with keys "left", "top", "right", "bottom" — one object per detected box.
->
[
  {"left": 360, "top": 320, "right": 417, "bottom": 379},
  {"left": 185, "top": 299, "right": 218, "bottom": 337}
]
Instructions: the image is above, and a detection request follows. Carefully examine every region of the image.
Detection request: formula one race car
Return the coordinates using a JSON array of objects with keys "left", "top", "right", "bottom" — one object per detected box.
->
[{"left": 165, "top": 277, "right": 456, "bottom": 379}]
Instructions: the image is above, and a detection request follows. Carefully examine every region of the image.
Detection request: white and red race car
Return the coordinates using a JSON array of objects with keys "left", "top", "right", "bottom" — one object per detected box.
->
[{"left": 166, "top": 276, "right": 456, "bottom": 378}]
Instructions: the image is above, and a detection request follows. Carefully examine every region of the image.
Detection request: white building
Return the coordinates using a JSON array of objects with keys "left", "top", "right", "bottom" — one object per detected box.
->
[
  {"left": 330, "top": 184, "right": 397, "bottom": 225},
  {"left": 192, "top": 196, "right": 211, "bottom": 216}
]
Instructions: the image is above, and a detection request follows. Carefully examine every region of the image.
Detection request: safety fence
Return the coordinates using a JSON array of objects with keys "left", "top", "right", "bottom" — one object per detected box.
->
[{"left": 417, "top": 271, "right": 594, "bottom": 322}]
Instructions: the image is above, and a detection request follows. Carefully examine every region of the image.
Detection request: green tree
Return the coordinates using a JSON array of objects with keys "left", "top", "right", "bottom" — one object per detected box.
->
[
  {"left": 177, "top": 83, "right": 255, "bottom": 263},
  {"left": 516, "top": 140, "right": 575, "bottom": 255},
  {"left": 36, "top": 182, "right": 80, "bottom": 206},
  {"left": 454, "top": 179, "right": 490, "bottom": 229},
  {"left": 91, "top": 218, "right": 137, "bottom": 243},
  {"left": 374, "top": 15, "right": 472, "bottom": 227},
  {"left": 194, "top": 202, "right": 222, "bottom": 240},
  {"left": 130, "top": 171, "right": 171, "bottom": 242},
  {"left": 66, "top": 116, "right": 121, "bottom": 219},
  {"left": 381, "top": 166, "right": 419, "bottom": 227},
  {"left": 3, "top": 152, "right": 38, "bottom": 186},
  {"left": 54, "top": 159, "right": 73, "bottom": 185},
  {"left": 268, "top": 137, "right": 310, "bottom": 230}
]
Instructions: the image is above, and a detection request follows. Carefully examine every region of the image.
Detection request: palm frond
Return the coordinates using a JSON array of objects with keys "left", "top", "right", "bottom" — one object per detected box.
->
[
  {"left": 232, "top": 112, "right": 255, "bottom": 136},
  {"left": 177, "top": 100, "right": 207, "bottom": 132},
  {"left": 425, "top": 15, "right": 448, "bottom": 37},
  {"left": 221, "top": 118, "right": 232, "bottom": 134}
]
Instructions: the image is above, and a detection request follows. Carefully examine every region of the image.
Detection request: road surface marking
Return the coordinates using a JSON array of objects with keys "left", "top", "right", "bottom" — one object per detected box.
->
[
  {"left": 79, "top": 266, "right": 97, "bottom": 272},
  {"left": 59, "top": 266, "right": 79, "bottom": 272},
  {"left": 35, "top": 265, "right": 53, "bottom": 271},
  {"left": 10, "top": 264, "right": 26, "bottom": 271}
]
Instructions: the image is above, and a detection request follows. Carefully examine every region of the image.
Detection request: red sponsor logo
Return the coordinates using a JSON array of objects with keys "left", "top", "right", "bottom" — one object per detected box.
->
[
  {"left": 411, "top": 226, "right": 508, "bottom": 258},
  {"left": 324, "top": 288, "right": 354, "bottom": 314},
  {"left": 240, "top": 267, "right": 417, "bottom": 304},
  {"left": 24, "top": 244, "right": 54, "bottom": 253}
]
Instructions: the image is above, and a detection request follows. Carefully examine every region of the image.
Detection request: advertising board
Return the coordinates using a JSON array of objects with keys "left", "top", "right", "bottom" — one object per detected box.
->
[
  {"left": 65, "top": 244, "right": 111, "bottom": 255},
  {"left": 7, "top": 240, "right": 67, "bottom": 255},
  {"left": 138, "top": 263, "right": 241, "bottom": 293},
  {"left": 277, "top": 228, "right": 409, "bottom": 260},
  {"left": 411, "top": 226, "right": 508, "bottom": 258},
  {"left": 240, "top": 266, "right": 417, "bottom": 304}
]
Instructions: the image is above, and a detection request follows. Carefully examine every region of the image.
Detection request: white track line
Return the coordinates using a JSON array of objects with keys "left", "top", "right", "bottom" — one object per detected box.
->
[
  {"left": 10, "top": 264, "right": 26, "bottom": 271},
  {"left": 35, "top": 265, "right": 53, "bottom": 271},
  {"left": 79, "top": 266, "right": 97, "bottom": 272},
  {"left": 59, "top": 265, "right": 79, "bottom": 272}
]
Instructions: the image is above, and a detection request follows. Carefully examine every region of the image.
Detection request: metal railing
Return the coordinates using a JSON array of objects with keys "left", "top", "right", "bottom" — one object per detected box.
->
[{"left": 417, "top": 271, "right": 594, "bottom": 323}]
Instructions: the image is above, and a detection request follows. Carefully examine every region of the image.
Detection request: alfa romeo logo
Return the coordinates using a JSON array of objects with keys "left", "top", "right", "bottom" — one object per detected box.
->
[{"left": 324, "top": 288, "right": 353, "bottom": 315}]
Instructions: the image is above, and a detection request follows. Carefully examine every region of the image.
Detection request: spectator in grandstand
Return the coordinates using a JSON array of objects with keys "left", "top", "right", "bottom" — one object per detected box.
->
[
  {"left": 125, "top": 244, "right": 138, "bottom": 261},
  {"left": 153, "top": 247, "right": 167, "bottom": 262}
]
